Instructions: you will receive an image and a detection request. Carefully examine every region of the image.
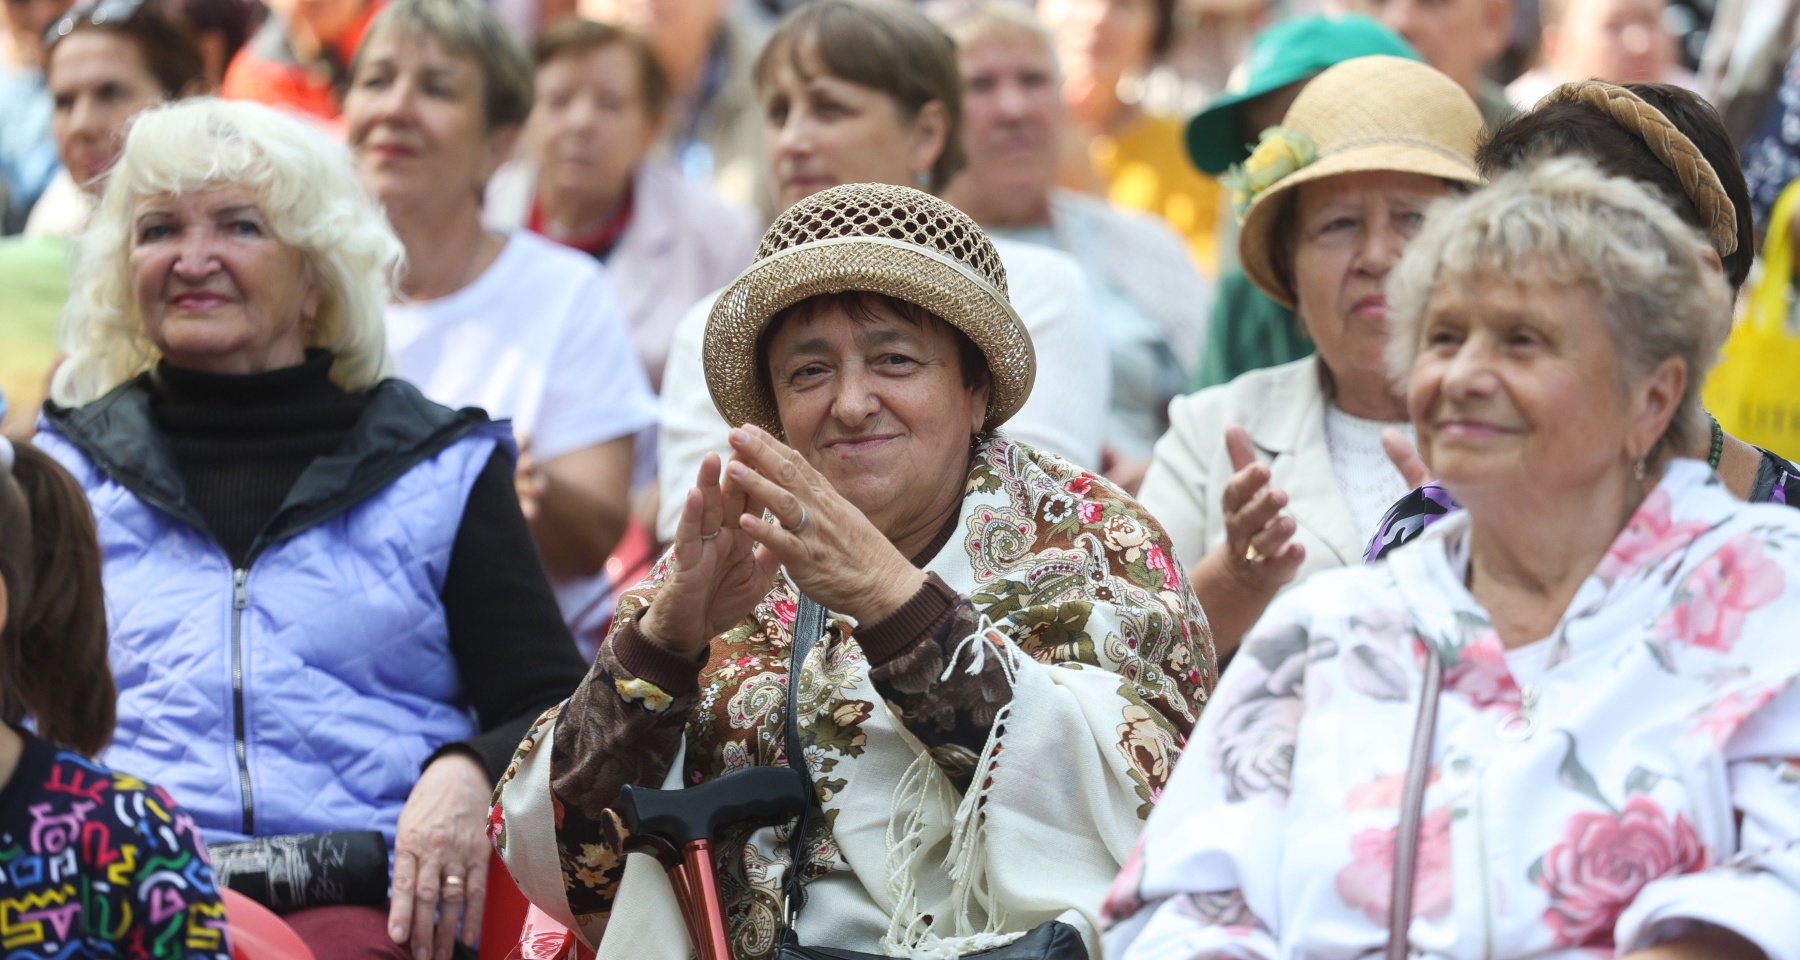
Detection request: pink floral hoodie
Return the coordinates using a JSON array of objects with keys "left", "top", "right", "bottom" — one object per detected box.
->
[{"left": 1103, "top": 460, "right": 1800, "bottom": 959}]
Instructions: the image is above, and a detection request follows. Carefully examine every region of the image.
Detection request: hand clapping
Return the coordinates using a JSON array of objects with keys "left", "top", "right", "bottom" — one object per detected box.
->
[
  {"left": 1219, "top": 424, "right": 1306, "bottom": 590},
  {"left": 638, "top": 424, "right": 924, "bottom": 656}
]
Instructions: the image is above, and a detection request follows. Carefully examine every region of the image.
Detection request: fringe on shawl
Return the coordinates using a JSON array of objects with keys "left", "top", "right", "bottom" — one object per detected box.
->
[{"left": 880, "top": 617, "right": 1032, "bottom": 959}]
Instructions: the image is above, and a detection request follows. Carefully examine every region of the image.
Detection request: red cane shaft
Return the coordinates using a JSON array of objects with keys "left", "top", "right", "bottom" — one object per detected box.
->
[
  {"left": 668, "top": 864, "right": 705, "bottom": 955},
  {"left": 683, "top": 840, "right": 733, "bottom": 960}
]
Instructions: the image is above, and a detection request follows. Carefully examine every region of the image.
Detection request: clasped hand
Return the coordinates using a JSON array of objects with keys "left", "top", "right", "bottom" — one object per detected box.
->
[{"left": 639, "top": 424, "right": 925, "bottom": 657}]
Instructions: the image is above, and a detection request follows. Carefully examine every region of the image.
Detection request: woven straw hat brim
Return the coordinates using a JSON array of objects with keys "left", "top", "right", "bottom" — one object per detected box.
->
[
  {"left": 1240, "top": 141, "right": 1483, "bottom": 309},
  {"left": 705, "top": 235, "right": 1036, "bottom": 439}
]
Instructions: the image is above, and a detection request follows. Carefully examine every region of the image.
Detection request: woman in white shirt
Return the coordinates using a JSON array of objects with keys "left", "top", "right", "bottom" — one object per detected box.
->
[
  {"left": 1135, "top": 55, "right": 1482, "bottom": 659},
  {"left": 483, "top": 17, "right": 761, "bottom": 391},
  {"left": 652, "top": 0, "right": 1113, "bottom": 542},
  {"left": 343, "top": 0, "right": 657, "bottom": 604}
]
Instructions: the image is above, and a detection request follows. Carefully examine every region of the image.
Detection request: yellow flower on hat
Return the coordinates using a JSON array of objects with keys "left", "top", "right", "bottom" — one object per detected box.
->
[{"left": 1222, "top": 126, "right": 1318, "bottom": 223}]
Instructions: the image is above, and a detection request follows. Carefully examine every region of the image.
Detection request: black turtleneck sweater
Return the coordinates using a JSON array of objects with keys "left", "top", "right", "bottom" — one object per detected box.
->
[{"left": 150, "top": 353, "right": 586, "bottom": 778}]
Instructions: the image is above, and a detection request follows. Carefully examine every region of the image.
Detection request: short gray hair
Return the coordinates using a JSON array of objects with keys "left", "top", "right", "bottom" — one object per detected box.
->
[
  {"left": 940, "top": 2, "right": 1058, "bottom": 77},
  {"left": 53, "top": 98, "right": 402, "bottom": 406},
  {"left": 353, "top": 0, "right": 534, "bottom": 131},
  {"left": 1386, "top": 156, "right": 1730, "bottom": 462}
]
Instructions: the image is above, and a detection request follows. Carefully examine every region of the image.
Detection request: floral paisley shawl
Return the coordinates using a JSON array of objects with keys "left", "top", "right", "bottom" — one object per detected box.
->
[
  {"left": 1104, "top": 460, "right": 1800, "bottom": 959},
  {"left": 491, "top": 434, "right": 1216, "bottom": 959}
]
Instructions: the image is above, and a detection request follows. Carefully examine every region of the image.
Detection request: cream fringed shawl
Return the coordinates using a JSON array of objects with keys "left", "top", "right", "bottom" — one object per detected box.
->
[{"left": 492, "top": 436, "right": 1216, "bottom": 959}]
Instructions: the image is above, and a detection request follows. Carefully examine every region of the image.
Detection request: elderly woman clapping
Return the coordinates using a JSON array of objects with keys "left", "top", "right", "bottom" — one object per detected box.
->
[
  {"left": 1104, "top": 159, "right": 1800, "bottom": 959},
  {"left": 1137, "top": 55, "right": 1483, "bottom": 659},
  {"left": 492, "top": 183, "right": 1215, "bottom": 959},
  {"left": 39, "top": 98, "right": 586, "bottom": 960}
]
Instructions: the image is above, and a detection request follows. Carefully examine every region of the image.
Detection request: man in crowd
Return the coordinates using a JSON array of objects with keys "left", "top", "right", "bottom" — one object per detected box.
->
[
  {"left": 1506, "top": 0, "right": 1697, "bottom": 108},
  {"left": 1336, "top": 0, "right": 1516, "bottom": 130}
]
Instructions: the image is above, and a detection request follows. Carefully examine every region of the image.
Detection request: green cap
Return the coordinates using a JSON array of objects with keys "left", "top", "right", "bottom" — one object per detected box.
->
[{"left": 1185, "top": 15, "right": 1419, "bottom": 175}]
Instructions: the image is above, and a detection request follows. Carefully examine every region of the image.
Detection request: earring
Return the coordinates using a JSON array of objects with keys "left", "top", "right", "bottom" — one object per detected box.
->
[
  {"left": 915, "top": 170, "right": 930, "bottom": 189},
  {"left": 1635, "top": 455, "right": 1647, "bottom": 482}
]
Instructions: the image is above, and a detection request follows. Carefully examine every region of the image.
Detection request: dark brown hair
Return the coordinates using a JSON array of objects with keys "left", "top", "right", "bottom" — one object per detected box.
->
[
  {"left": 1476, "top": 82, "right": 1754, "bottom": 294},
  {"left": 173, "top": 0, "right": 251, "bottom": 73},
  {"left": 754, "top": 0, "right": 966, "bottom": 193},
  {"left": 533, "top": 17, "right": 670, "bottom": 121},
  {"left": 49, "top": 6, "right": 206, "bottom": 99},
  {"left": 0, "top": 440, "right": 114, "bottom": 756}
]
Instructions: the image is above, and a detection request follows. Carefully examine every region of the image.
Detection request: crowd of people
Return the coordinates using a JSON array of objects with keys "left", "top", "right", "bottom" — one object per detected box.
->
[{"left": 3, "top": 0, "right": 1800, "bottom": 959}]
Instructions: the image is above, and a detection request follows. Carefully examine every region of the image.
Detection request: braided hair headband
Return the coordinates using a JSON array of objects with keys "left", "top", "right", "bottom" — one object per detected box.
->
[{"left": 1543, "top": 81, "right": 1738, "bottom": 256}]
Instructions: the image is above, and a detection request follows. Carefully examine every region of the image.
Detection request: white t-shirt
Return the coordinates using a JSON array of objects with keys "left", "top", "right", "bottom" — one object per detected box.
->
[
  {"left": 386, "top": 230, "right": 659, "bottom": 460},
  {"left": 654, "top": 235, "right": 1111, "bottom": 541}
]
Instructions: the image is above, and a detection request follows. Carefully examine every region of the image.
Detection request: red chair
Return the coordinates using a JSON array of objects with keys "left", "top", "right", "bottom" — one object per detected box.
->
[
  {"left": 480, "top": 852, "right": 531, "bottom": 960},
  {"left": 222, "top": 888, "right": 317, "bottom": 960},
  {"left": 481, "top": 854, "right": 593, "bottom": 960}
]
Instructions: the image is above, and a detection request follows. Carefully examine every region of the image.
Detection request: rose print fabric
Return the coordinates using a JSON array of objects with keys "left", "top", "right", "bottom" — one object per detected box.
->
[
  {"left": 0, "top": 728, "right": 232, "bottom": 959},
  {"left": 1364, "top": 447, "right": 1800, "bottom": 563},
  {"left": 1105, "top": 460, "right": 1800, "bottom": 959},
  {"left": 493, "top": 435, "right": 1216, "bottom": 959}
]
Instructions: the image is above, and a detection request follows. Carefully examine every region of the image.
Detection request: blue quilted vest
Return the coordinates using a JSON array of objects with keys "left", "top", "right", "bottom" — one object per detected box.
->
[{"left": 39, "top": 377, "right": 510, "bottom": 849}]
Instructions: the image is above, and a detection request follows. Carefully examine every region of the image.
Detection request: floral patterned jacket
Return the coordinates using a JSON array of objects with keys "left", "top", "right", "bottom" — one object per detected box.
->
[
  {"left": 492, "top": 435, "right": 1216, "bottom": 959},
  {"left": 1104, "top": 459, "right": 1800, "bottom": 958}
]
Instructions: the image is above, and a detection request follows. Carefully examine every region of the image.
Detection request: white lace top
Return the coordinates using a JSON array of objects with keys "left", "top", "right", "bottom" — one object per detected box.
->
[{"left": 1323, "top": 403, "right": 1415, "bottom": 547}]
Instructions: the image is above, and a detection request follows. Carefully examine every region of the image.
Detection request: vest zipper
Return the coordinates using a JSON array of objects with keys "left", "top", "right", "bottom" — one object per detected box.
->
[{"left": 231, "top": 567, "right": 255, "bottom": 834}]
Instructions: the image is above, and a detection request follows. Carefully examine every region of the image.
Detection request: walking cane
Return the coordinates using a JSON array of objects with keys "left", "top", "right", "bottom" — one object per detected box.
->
[{"left": 620, "top": 767, "right": 811, "bottom": 960}]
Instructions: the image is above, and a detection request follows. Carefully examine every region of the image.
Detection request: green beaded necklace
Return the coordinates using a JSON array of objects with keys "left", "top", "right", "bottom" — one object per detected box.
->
[{"left": 1708, "top": 413, "right": 1724, "bottom": 470}]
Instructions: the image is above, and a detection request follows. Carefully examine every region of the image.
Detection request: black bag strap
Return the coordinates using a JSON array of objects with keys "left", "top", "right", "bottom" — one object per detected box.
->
[
  {"left": 1386, "top": 643, "right": 1445, "bottom": 960},
  {"left": 783, "top": 594, "right": 829, "bottom": 930}
]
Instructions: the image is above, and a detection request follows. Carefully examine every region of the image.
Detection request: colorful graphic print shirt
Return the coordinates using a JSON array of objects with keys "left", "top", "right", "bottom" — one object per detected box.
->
[
  {"left": 0, "top": 730, "right": 231, "bottom": 959},
  {"left": 1103, "top": 461, "right": 1800, "bottom": 958}
]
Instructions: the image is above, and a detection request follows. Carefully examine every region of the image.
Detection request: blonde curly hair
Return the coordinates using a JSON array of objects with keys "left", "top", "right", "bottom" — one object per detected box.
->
[
  {"left": 1386, "top": 156, "right": 1731, "bottom": 463},
  {"left": 52, "top": 98, "right": 402, "bottom": 407}
]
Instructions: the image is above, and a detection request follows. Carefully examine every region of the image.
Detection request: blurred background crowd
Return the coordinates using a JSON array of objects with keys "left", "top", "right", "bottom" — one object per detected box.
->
[
  {"left": 8, "top": 0, "right": 1800, "bottom": 551},
  {"left": 9, "top": 0, "right": 1800, "bottom": 956}
]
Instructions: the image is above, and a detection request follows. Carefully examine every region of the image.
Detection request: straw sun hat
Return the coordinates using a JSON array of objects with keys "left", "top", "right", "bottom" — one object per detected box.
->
[
  {"left": 1229, "top": 55, "right": 1485, "bottom": 309},
  {"left": 704, "top": 182, "right": 1035, "bottom": 439}
]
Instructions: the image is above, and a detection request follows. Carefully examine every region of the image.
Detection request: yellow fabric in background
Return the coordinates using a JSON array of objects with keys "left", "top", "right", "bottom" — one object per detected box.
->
[
  {"left": 1704, "top": 177, "right": 1800, "bottom": 462},
  {"left": 1090, "top": 113, "right": 1224, "bottom": 279},
  {"left": 0, "top": 235, "right": 68, "bottom": 435}
]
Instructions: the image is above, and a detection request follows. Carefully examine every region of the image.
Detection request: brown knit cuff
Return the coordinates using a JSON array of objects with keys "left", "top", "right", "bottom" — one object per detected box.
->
[
  {"left": 856, "top": 573, "right": 960, "bottom": 668},
  {"left": 612, "top": 611, "right": 707, "bottom": 696}
]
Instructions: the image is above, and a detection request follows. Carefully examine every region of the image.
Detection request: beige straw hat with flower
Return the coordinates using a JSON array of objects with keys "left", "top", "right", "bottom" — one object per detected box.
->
[
  {"left": 1229, "top": 55, "right": 1485, "bottom": 309},
  {"left": 705, "top": 182, "right": 1035, "bottom": 439}
]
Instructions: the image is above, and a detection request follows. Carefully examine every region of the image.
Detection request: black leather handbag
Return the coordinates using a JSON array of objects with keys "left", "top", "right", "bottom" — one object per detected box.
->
[{"left": 771, "top": 598, "right": 1087, "bottom": 960}]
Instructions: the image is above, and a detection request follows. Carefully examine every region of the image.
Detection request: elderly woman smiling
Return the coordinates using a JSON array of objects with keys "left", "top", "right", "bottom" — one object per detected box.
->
[
  {"left": 492, "top": 183, "right": 1215, "bottom": 960},
  {"left": 1103, "top": 159, "right": 1800, "bottom": 959},
  {"left": 38, "top": 98, "right": 586, "bottom": 960}
]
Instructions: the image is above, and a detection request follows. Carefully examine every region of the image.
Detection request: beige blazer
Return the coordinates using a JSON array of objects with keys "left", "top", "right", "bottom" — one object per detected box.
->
[{"left": 1137, "top": 356, "right": 1364, "bottom": 590}]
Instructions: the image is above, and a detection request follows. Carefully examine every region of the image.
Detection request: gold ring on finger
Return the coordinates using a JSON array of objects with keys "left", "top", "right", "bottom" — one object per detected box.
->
[{"left": 1244, "top": 544, "right": 1264, "bottom": 565}]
